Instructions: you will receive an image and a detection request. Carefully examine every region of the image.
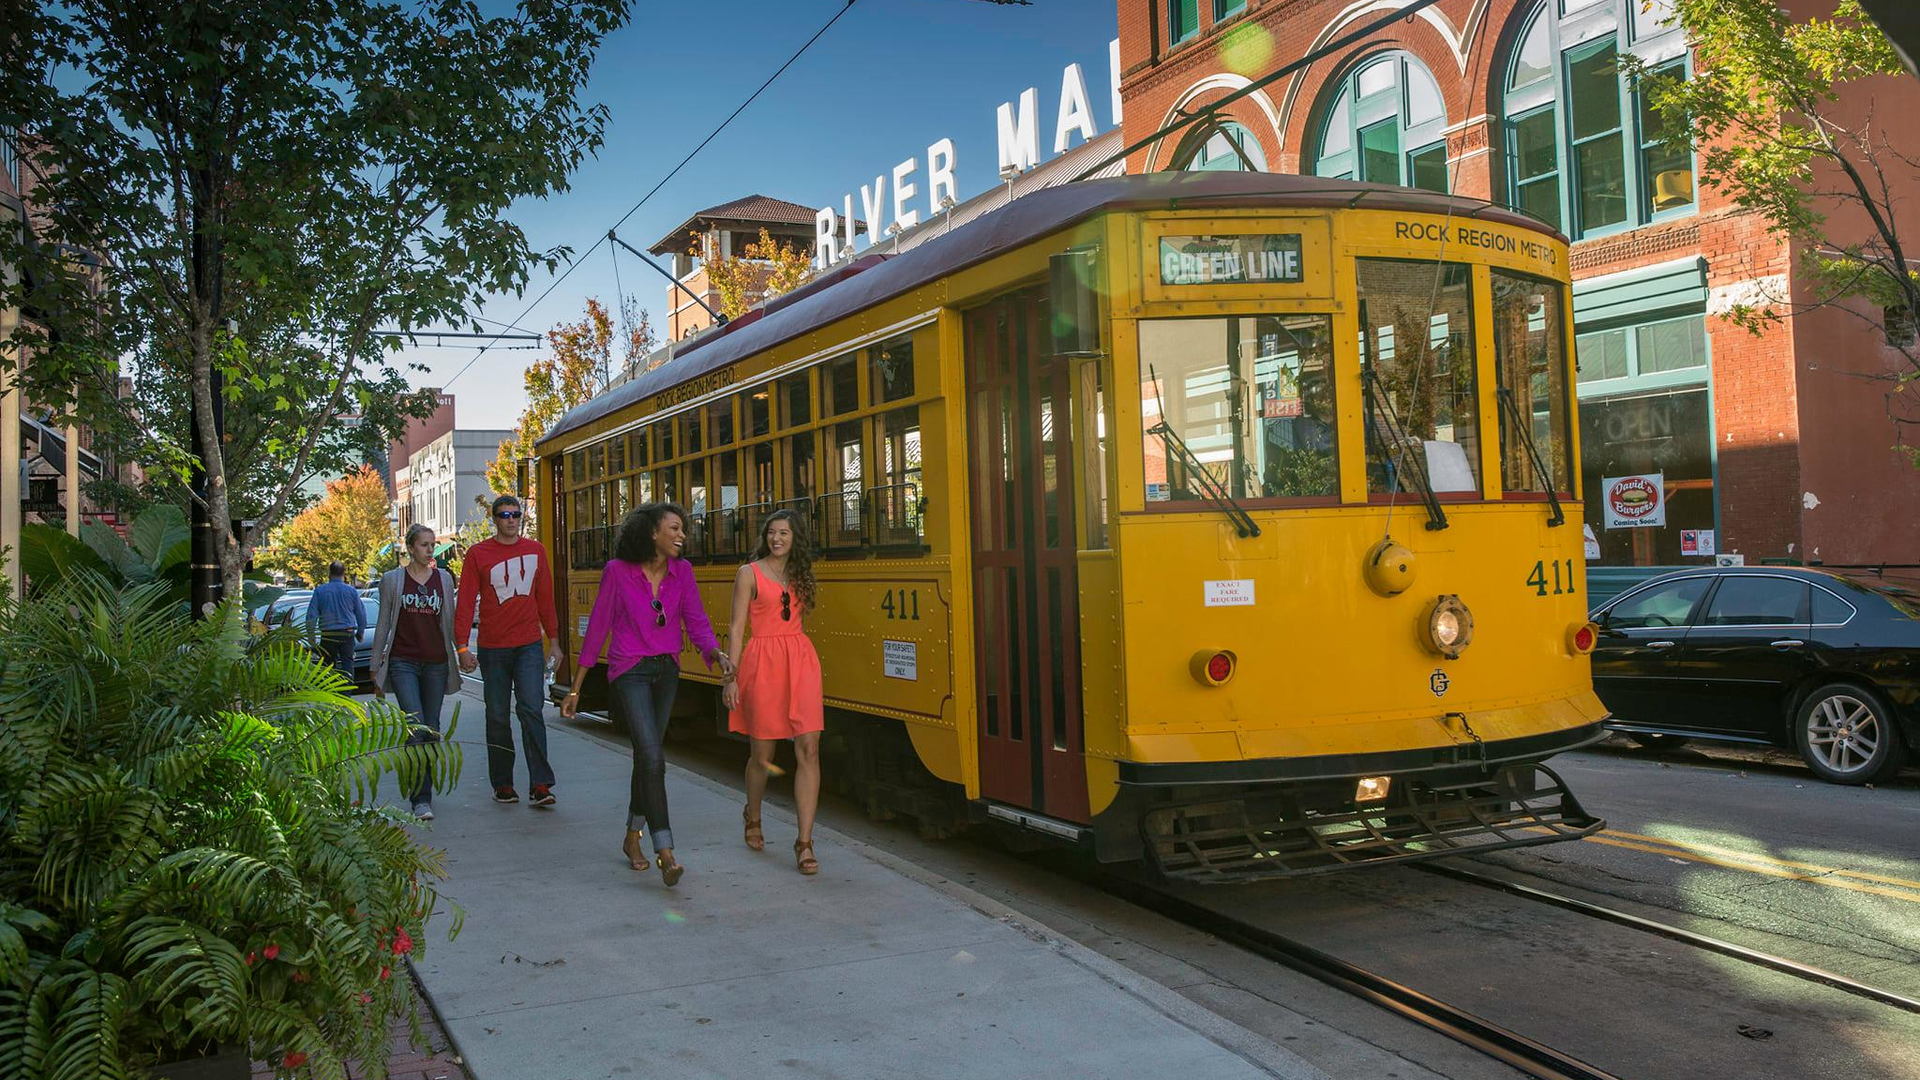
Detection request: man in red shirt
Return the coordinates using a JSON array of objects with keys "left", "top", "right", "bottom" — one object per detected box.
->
[{"left": 455, "top": 494, "right": 563, "bottom": 807}]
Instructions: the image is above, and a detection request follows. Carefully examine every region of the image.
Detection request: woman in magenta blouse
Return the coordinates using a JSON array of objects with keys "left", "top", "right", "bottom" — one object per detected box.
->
[{"left": 562, "top": 502, "right": 730, "bottom": 887}]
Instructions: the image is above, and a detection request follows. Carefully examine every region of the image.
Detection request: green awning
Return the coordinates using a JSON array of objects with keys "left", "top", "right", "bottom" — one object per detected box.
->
[{"left": 433, "top": 541, "right": 457, "bottom": 556}]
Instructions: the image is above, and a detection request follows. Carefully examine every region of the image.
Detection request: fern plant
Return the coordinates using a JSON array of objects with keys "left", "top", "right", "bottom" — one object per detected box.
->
[{"left": 0, "top": 575, "right": 462, "bottom": 1080}]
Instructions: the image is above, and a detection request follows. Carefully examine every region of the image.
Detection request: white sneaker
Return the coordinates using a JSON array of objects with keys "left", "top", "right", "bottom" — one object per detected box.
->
[{"left": 412, "top": 803, "right": 435, "bottom": 820}]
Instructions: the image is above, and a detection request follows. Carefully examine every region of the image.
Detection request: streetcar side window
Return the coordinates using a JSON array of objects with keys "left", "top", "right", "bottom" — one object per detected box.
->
[
  {"left": 827, "top": 353, "right": 861, "bottom": 416},
  {"left": 746, "top": 384, "right": 772, "bottom": 437},
  {"left": 783, "top": 430, "right": 817, "bottom": 503},
  {"left": 608, "top": 435, "right": 627, "bottom": 477},
  {"left": 1356, "top": 259, "right": 1480, "bottom": 497},
  {"left": 630, "top": 428, "right": 650, "bottom": 470},
  {"left": 822, "top": 419, "right": 867, "bottom": 550},
  {"left": 658, "top": 418, "right": 676, "bottom": 462},
  {"left": 679, "top": 409, "right": 703, "bottom": 456},
  {"left": 780, "top": 372, "right": 812, "bottom": 428},
  {"left": 1491, "top": 271, "right": 1575, "bottom": 497},
  {"left": 874, "top": 406, "right": 923, "bottom": 548},
  {"left": 707, "top": 397, "right": 735, "bottom": 447},
  {"left": 1138, "top": 313, "right": 1340, "bottom": 506},
  {"left": 871, "top": 335, "right": 914, "bottom": 403},
  {"left": 568, "top": 450, "right": 586, "bottom": 487}
]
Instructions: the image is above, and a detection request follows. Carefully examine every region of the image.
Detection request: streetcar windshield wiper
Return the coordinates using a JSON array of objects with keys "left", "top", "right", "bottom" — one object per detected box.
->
[
  {"left": 1357, "top": 302, "right": 1448, "bottom": 532},
  {"left": 1147, "top": 364, "right": 1261, "bottom": 539},
  {"left": 1496, "top": 386, "right": 1566, "bottom": 528}
]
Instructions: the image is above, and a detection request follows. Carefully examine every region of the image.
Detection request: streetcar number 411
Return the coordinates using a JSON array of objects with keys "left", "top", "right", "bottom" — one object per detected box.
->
[{"left": 1527, "top": 559, "right": 1577, "bottom": 597}]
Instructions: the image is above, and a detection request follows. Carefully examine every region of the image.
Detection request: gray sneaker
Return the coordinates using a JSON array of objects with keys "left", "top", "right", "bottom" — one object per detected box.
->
[{"left": 412, "top": 803, "right": 435, "bottom": 820}]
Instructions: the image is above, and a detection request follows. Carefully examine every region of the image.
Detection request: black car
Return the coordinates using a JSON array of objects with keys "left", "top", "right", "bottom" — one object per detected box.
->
[{"left": 1590, "top": 566, "right": 1920, "bottom": 785}]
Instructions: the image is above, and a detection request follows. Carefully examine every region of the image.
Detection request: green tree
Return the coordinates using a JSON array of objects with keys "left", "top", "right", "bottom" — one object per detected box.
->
[
  {"left": 255, "top": 466, "right": 393, "bottom": 587},
  {"left": 1628, "top": 0, "right": 1919, "bottom": 457},
  {"left": 484, "top": 297, "right": 653, "bottom": 499},
  {"left": 0, "top": 0, "right": 629, "bottom": 605},
  {"left": 701, "top": 227, "right": 818, "bottom": 320}
]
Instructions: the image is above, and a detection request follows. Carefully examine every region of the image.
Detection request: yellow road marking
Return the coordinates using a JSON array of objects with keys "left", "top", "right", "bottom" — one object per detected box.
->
[
  {"left": 1601, "top": 829, "right": 1920, "bottom": 892},
  {"left": 1577, "top": 835, "right": 1920, "bottom": 905}
]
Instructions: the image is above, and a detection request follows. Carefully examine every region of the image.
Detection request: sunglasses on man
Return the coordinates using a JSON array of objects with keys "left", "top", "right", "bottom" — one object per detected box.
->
[{"left": 495, "top": 509, "right": 523, "bottom": 520}]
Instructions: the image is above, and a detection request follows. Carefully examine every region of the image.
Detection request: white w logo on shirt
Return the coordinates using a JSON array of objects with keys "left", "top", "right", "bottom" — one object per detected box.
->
[{"left": 490, "top": 553, "right": 540, "bottom": 604}]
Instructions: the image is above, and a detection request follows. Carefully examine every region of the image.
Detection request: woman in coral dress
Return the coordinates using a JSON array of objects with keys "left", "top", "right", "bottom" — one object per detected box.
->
[{"left": 723, "top": 509, "right": 826, "bottom": 874}]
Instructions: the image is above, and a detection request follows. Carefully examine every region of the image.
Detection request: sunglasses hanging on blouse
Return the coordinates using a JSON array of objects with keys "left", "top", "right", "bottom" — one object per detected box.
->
[
  {"left": 780, "top": 590, "right": 791, "bottom": 622},
  {"left": 651, "top": 597, "right": 666, "bottom": 628}
]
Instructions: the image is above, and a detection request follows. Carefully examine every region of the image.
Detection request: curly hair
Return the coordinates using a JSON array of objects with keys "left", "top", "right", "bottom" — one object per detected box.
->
[
  {"left": 613, "top": 502, "right": 687, "bottom": 564},
  {"left": 751, "top": 509, "right": 816, "bottom": 613}
]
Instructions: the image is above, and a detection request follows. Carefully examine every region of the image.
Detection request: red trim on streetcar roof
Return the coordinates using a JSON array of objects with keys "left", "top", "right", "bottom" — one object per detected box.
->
[{"left": 538, "top": 173, "right": 1563, "bottom": 449}]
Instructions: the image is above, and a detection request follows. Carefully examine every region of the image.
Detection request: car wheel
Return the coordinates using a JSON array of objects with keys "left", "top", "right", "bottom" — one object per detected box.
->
[
  {"left": 1626, "top": 733, "right": 1690, "bottom": 751},
  {"left": 1794, "top": 682, "right": 1906, "bottom": 785}
]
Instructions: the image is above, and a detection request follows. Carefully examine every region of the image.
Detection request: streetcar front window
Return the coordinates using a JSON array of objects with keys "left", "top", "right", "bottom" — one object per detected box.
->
[
  {"left": 1138, "top": 313, "right": 1339, "bottom": 505},
  {"left": 1355, "top": 259, "right": 1480, "bottom": 496},
  {"left": 1491, "top": 272, "right": 1575, "bottom": 497}
]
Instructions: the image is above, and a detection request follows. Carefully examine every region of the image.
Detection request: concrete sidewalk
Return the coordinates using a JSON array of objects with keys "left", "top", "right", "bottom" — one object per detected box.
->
[{"left": 408, "top": 694, "right": 1323, "bottom": 1080}]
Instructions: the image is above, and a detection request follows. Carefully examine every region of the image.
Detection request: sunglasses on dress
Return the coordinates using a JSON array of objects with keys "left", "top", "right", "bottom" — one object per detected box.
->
[
  {"left": 651, "top": 597, "right": 666, "bottom": 628},
  {"left": 780, "top": 590, "right": 791, "bottom": 622}
]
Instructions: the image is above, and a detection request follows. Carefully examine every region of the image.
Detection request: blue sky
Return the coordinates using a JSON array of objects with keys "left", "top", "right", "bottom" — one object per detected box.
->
[{"left": 411, "top": 0, "right": 1121, "bottom": 430}]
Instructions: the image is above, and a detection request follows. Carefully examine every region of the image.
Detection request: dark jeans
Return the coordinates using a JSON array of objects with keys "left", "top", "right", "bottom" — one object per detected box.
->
[
  {"left": 318, "top": 630, "right": 356, "bottom": 683},
  {"left": 388, "top": 656, "right": 447, "bottom": 807},
  {"left": 479, "top": 642, "right": 555, "bottom": 792},
  {"left": 611, "top": 657, "right": 679, "bottom": 853}
]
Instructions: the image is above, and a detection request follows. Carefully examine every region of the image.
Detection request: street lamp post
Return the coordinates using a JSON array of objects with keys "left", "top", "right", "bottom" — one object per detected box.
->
[{"left": 386, "top": 504, "right": 400, "bottom": 574}]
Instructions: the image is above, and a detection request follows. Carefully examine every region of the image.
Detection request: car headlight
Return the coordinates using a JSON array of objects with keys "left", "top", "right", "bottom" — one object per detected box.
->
[{"left": 1424, "top": 595, "right": 1474, "bottom": 659}]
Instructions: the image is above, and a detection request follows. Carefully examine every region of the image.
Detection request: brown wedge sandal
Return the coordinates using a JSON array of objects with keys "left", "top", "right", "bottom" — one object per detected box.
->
[
  {"left": 743, "top": 806, "right": 765, "bottom": 852},
  {"left": 794, "top": 838, "right": 819, "bottom": 876},
  {"left": 621, "top": 829, "right": 650, "bottom": 872},
  {"left": 657, "top": 849, "right": 685, "bottom": 887}
]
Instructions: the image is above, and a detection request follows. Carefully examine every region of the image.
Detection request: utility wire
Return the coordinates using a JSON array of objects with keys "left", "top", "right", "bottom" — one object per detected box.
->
[{"left": 442, "top": 0, "right": 860, "bottom": 388}]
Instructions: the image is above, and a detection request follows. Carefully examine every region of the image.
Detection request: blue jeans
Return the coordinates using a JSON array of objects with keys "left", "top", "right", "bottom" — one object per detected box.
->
[
  {"left": 388, "top": 656, "right": 447, "bottom": 807},
  {"left": 318, "top": 630, "right": 356, "bottom": 684},
  {"left": 479, "top": 642, "right": 555, "bottom": 792},
  {"left": 611, "top": 657, "right": 679, "bottom": 852}
]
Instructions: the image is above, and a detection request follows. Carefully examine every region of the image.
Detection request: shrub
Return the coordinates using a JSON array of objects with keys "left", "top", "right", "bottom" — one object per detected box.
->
[{"left": 0, "top": 576, "right": 461, "bottom": 1079}]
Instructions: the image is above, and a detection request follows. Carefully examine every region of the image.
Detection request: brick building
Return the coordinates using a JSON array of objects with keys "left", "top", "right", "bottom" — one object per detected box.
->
[
  {"left": 648, "top": 195, "right": 824, "bottom": 341},
  {"left": 1116, "top": 0, "right": 1920, "bottom": 566}
]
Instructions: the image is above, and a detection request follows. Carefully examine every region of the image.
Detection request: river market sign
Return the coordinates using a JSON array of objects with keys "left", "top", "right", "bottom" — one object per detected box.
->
[{"left": 814, "top": 39, "right": 1122, "bottom": 269}]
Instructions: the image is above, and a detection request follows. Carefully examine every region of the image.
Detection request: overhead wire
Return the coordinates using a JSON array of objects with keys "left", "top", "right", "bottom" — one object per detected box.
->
[{"left": 440, "top": 0, "right": 860, "bottom": 389}]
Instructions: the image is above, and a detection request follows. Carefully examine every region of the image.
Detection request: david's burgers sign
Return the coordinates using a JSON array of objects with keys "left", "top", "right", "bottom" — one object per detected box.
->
[{"left": 1602, "top": 472, "right": 1665, "bottom": 530}]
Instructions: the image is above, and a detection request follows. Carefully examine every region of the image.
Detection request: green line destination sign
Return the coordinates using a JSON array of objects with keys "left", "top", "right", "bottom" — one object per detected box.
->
[{"left": 1159, "top": 234, "right": 1303, "bottom": 287}]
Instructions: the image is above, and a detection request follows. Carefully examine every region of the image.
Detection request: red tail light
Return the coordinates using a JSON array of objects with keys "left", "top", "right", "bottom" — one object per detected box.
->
[
  {"left": 1569, "top": 622, "right": 1598, "bottom": 655},
  {"left": 1190, "top": 649, "right": 1237, "bottom": 686}
]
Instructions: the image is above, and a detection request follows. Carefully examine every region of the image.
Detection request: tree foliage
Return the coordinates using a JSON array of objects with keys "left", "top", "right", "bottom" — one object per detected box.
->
[
  {"left": 255, "top": 467, "right": 393, "bottom": 587},
  {"left": 1629, "top": 0, "right": 1920, "bottom": 455},
  {"left": 482, "top": 297, "right": 653, "bottom": 498},
  {"left": 0, "top": 577, "right": 461, "bottom": 1079},
  {"left": 0, "top": 0, "right": 629, "bottom": 602},
  {"left": 701, "top": 228, "right": 817, "bottom": 320}
]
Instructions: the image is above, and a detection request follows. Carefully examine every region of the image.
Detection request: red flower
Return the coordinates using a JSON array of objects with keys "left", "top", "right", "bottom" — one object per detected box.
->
[
  {"left": 361, "top": 992, "right": 372, "bottom": 1004},
  {"left": 379, "top": 966, "right": 391, "bottom": 980},
  {"left": 244, "top": 951, "right": 257, "bottom": 966},
  {"left": 282, "top": 1051, "right": 307, "bottom": 1068},
  {"left": 391, "top": 930, "right": 413, "bottom": 955},
  {"left": 292, "top": 971, "right": 310, "bottom": 984},
  {"left": 263, "top": 943, "right": 281, "bottom": 961}
]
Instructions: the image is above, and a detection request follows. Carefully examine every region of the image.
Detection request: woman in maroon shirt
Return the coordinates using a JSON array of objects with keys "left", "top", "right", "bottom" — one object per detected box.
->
[
  {"left": 562, "top": 503, "right": 730, "bottom": 887},
  {"left": 372, "top": 524, "right": 463, "bottom": 819}
]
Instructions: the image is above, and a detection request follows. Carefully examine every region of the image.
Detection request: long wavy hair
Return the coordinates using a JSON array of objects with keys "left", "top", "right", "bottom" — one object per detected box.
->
[
  {"left": 751, "top": 509, "right": 816, "bottom": 613},
  {"left": 613, "top": 502, "right": 687, "bottom": 564}
]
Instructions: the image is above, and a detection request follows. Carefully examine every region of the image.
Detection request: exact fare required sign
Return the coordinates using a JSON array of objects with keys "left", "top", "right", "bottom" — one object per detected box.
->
[{"left": 1159, "top": 234, "right": 1303, "bottom": 287}]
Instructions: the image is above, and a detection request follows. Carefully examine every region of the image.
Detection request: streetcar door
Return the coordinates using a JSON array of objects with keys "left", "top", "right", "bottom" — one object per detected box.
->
[{"left": 963, "top": 289, "right": 1091, "bottom": 823}]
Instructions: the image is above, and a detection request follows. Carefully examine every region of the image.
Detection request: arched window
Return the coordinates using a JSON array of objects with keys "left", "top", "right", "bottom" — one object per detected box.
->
[
  {"left": 1311, "top": 53, "right": 1449, "bottom": 193},
  {"left": 1175, "top": 121, "right": 1268, "bottom": 172},
  {"left": 1501, "top": 0, "right": 1693, "bottom": 237}
]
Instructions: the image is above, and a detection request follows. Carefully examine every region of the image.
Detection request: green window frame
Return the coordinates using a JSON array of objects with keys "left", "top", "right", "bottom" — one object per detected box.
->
[
  {"left": 1575, "top": 313, "right": 1708, "bottom": 395},
  {"left": 1499, "top": 0, "right": 1695, "bottom": 239},
  {"left": 1171, "top": 0, "right": 1199, "bottom": 45},
  {"left": 1214, "top": 0, "right": 1246, "bottom": 19},
  {"left": 1310, "top": 53, "right": 1450, "bottom": 193},
  {"left": 1175, "top": 120, "right": 1268, "bottom": 173}
]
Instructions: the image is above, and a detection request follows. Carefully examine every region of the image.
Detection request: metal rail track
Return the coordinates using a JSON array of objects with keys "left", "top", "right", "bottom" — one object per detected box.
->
[
  {"left": 1415, "top": 860, "right": 1920, "bottom": 1016},
  {"left": 1091, "top": 872, "right": 1625, "bottom": 1080}
]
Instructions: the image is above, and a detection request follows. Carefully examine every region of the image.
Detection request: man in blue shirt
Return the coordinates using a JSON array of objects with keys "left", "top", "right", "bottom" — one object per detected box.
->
[{"left": 307, "top": 562, "right": 366, "bottom": 684}]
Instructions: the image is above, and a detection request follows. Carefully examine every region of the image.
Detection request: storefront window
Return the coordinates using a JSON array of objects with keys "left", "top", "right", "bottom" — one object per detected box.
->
[
  {"left": 1138, "top": 314, "right": 1339, "bottom": 505},
  {"left": 1492, "top": 272, "right": 1574, "bottom": 494},
  {"left": 1356, "top": 260, "right": 1479, "bottom": 495},
  {"left": 1579, "top": 387, "right": 1714, "bottom": 565},
  {"left": 1576, "top": 315, "right": 1705, "bottom": 384}
]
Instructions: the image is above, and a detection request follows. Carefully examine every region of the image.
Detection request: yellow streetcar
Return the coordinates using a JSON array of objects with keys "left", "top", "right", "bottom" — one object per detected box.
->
[{"left": 535, "top": 173, "right": 1607, "bottom": 881}]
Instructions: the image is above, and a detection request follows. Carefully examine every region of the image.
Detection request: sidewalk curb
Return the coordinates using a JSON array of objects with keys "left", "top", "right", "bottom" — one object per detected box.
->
[
  {"left": 403, "top": 958, "right": 472, "bottom": 1080},
  {"left": 547, "top": 720, "right": 1331, "bottom": 1080}
]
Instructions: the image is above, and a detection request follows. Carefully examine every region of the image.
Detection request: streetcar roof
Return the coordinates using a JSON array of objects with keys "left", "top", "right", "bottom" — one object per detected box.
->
[{"left": 539, "top": 172, "right": 1560, "bottom": 450}]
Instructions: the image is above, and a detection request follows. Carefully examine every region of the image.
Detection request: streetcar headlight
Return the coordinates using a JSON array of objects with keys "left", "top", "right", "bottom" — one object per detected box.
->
[
  {"left": 1190, "top": 649, "right": 1237, "bottom": 687},
  {"left": 1423, "top": 595, "right": 1474, "bottom": 659},
  {"left": 1355, "top": 776, "right": 1392, "bottom": 803}
]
